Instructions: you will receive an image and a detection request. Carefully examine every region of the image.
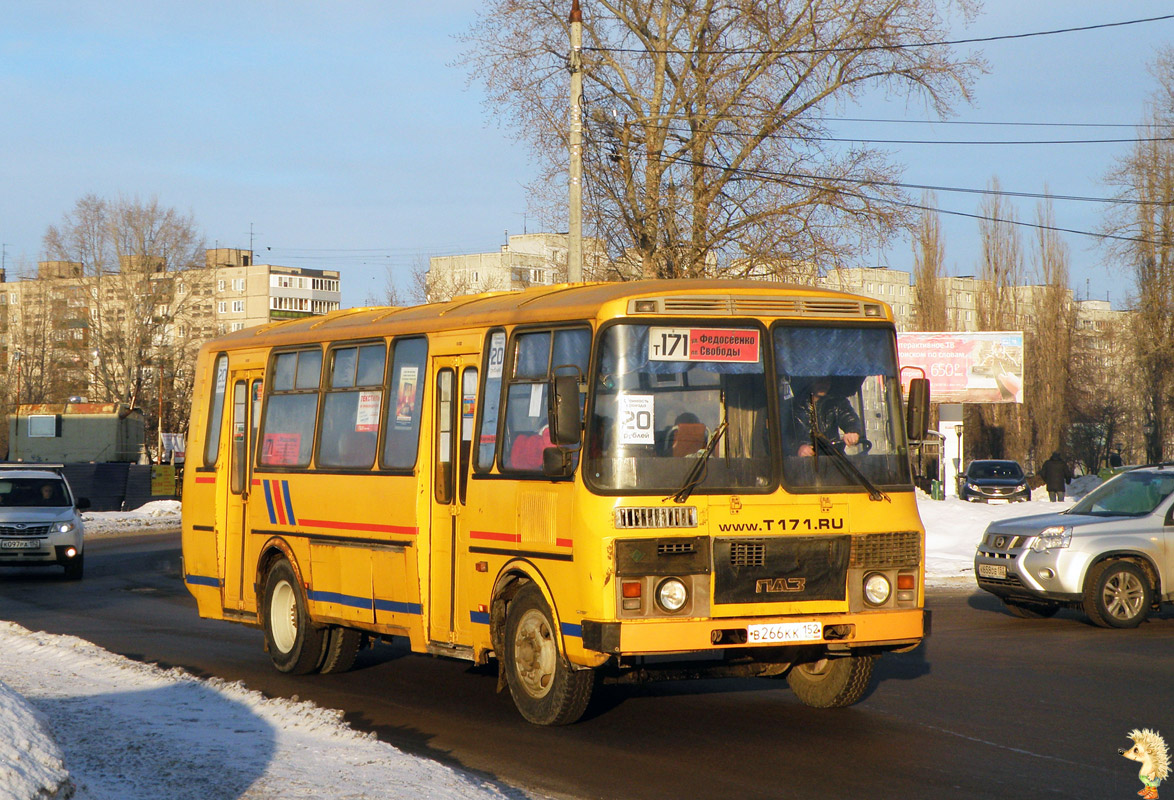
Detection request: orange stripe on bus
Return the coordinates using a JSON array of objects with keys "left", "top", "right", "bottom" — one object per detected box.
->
[
  {"left": 556, "top": 538, "right": 573, "bottom": 548},
  {"left": 470, "top": 530, "right": 522, "bottom": 543},
  {"left": 299, "top": 518, "right": 418, "bottom": 536},
  {"left": 195, "top": 476, "right": 215, "bottom": 484},
  {"left": 272, "top": 480, "right": 287, "bottom": 525}
]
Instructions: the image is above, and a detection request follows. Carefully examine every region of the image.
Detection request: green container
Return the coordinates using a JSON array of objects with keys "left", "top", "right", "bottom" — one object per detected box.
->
[{"left": 930, "top": 479, "right": 944, "bottom": 500}]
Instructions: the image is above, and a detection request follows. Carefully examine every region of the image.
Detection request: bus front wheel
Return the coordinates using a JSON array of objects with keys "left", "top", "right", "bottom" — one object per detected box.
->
[
  {"left": 785, "top": 654, "right": 876, "bottom": 708},
  {"left": 502, "top": 583, "right": 594, "bottom": 725},
  {"left": 262, "top": 558, "right": 325, "bottom": 674}
]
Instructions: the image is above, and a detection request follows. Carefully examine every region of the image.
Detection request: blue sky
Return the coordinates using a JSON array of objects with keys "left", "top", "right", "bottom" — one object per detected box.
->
[{"left": 1, "top": 1, "right": 1172, "bottom": 309}]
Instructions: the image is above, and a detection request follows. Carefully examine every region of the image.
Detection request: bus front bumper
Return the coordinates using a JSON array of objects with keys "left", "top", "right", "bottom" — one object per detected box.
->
[{"left": 580, "top": 607, "right": 927, "bottom": 656}]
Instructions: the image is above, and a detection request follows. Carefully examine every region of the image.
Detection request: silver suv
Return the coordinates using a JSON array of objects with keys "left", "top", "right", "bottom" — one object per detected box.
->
[
  {"left": 974, "top": 465, "right": 1174, "bottom": 628},
  {"left": 0, "top": 466, "right": 88, "bottom": 580}
]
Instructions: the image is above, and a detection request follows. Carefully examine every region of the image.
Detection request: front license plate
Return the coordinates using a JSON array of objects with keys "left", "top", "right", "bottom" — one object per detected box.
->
[
  {"left": 978, "top": 563, "right": 1007, "bottom": 579},
  {"left": 746, "top": 621, "right": 823, "bottom": 644},
  {"left": 0, "top": 539, "right": 41, "bottom": 550}
]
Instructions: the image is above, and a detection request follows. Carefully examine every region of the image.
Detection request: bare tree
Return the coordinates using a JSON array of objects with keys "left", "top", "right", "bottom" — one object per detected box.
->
[
  {"left": 1023, "top": 195, "right": 1074, "bottom": 466},
  {"left": 42, "top": 195, "right": 207, "bottom": 458},
  {"left": 967, "top": 179, "right": 1026, "bottom": 462},
  {"left": 911, "top": 192, "right": 949, "bottom": 331},
  {"left": 462, "top": 0, "right": 982, "bottom": 279},
  {"left": 1104, "top": 48, "right": 1174, "bottom": 462}
]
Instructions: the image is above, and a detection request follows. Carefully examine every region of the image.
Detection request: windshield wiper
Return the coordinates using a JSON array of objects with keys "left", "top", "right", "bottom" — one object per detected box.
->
[
  {"left": 666, "top": 421, "right": 728, "bottom": 504},
  {"left": 810, "top": 431, "right": 889, "bottom": 503}
]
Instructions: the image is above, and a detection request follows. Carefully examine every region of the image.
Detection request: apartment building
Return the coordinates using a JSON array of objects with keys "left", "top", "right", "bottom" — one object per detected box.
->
[
  {"left": 427, "top": 233, "right": 609, "bottom": 300},
  {"left": 0, "top": 249, "right": 341, "bottom": 402}
]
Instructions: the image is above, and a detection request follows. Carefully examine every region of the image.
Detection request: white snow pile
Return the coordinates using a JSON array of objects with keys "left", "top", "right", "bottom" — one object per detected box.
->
[
  {"left": 0, "top": 622, "right": 519, "bottom": 800},
  {"left": 82, "top": 500, "right": 181, "bottom": 536},
  {"left": 0, "top": 676, "right": 72, "bottom": 799}
]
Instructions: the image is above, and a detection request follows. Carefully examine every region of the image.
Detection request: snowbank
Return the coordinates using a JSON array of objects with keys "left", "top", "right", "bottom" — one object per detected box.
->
[{"left": 0, "top": 622, "right": 518, "bottom": 800}]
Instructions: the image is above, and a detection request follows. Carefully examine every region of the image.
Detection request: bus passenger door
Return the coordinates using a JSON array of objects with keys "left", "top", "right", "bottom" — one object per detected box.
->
[
  {"left": 428, "top": 357, "right": 477, "bottom": 645},
  {"left": 223, "top": 371, "right": 262, "bottom": 612}
]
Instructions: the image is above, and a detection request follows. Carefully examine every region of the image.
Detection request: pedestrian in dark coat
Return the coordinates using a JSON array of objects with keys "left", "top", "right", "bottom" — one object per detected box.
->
[{"left": 1040, "top": 451, "right": 1073, "bottom": 502}]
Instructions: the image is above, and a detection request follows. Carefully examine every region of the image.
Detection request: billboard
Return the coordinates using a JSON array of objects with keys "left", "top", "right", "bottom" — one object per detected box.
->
[{"left": 897, "top": 331, "right": 1025, "bottom": 404}]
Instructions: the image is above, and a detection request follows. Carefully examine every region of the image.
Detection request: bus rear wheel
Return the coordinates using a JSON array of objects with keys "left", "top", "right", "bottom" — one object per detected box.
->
[
  {"left": 318, "top": 626, "right": 364, "bottom": 674},
  {"left": 502, "top": 583, "right": 593, "bottom": 726},
  {"left": 263, "top": 558, "right": 325, "bottom": 674},
  {"left": 785, "top": 654, "right": 876, "bottom": 708}
]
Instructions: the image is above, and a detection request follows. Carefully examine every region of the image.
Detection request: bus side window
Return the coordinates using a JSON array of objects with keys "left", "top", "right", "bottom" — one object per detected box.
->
[
  {"left": 500, "top": 327, "right": 589, "bottom": 473},
  {"left": 259, "top": 348, "right": 321, "bottom": 468},
  {"left": 319, "top": 343, "right": 385, "bottom": 469},
  {"left": 203, "top": 353, "right": 229, "bottom": 466},
  {"left": 474, "top": 330, "right": 506, "bottom": 472},
  {"left": 382, "top": 337, "right": 428, "bottom": 469}
]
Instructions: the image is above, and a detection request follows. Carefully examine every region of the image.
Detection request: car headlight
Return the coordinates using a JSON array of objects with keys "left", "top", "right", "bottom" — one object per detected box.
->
[
  {"left": 655, "top": 578, "right": 689, "bottom": 612},
  {"left": 56, "top": 521, "right": 75, "bottom": 534},
  {"left": 967, "top": 482, "right": 981, "bottom": 491},
  {"left": 863, "top": 572, "right": 892, "bottom": 605},
  {"left": 1030, "top": 526, "right": 1071, "bottom": 552}
]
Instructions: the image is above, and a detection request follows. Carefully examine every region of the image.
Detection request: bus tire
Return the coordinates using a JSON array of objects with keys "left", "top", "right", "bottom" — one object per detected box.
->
[
  {"left": 502, "top": 583, "right": 593, "bottom": 726},
  {"left": 785, "top": 654, "right": 876, "bottom": 708},
  {"left": 262, "top": 559, "right": 325, "bottom": 674},
  {"left": 319, "top": 626, "right": 364, "bottom": 674}
]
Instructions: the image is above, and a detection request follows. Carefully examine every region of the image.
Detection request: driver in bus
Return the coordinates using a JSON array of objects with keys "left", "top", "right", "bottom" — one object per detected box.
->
[{"left": 793, "top": 377, "right": 862, "bottom": 456}]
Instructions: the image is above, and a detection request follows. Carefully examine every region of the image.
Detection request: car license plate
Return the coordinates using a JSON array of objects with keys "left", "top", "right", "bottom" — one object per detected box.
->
[
  {"left": 978, "top": 563, "right": 1007, "bottom": 579},
  {"left": 0, "top": 539, "right": 41, "bottom": 550},
  {"left": 746, "top": 621, "right": 822, "bottom": 644}
]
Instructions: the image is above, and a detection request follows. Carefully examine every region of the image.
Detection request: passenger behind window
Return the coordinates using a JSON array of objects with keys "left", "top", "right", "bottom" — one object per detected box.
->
[
  {"left": 507, "top": 425, "right": 552, "bottom": 471},
  {"left": 666, "top": 412, "right": 708, "bottom": 457}
]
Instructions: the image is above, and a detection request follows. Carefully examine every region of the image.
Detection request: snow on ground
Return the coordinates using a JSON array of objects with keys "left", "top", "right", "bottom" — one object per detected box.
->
[{"left": 0, "top": 479, "right": 1106, "bottom": 799}]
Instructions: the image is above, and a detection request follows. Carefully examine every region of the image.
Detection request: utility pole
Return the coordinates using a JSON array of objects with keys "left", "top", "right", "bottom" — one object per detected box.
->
[{"left": 567, "top": 0, "right": 583, "bottom": 283}]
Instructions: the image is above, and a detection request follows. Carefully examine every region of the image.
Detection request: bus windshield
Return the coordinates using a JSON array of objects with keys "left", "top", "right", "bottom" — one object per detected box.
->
[
  {"left": 775, "top": 325, "right": 910, "bottom": 491},
  {"left": 585, "top": 323, "right": 771, "bottom": 493},
  {"left": 584, "top": 322, "right": 911, "bottom": 494}
]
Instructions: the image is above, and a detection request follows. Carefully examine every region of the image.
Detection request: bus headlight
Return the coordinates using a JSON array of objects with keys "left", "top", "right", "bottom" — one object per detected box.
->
[
  {"left": 863, "top": 572, "right": 892, "bottom": 606},
  {"left": 656, "top": 578, "right": 689, "bottom": 613}
]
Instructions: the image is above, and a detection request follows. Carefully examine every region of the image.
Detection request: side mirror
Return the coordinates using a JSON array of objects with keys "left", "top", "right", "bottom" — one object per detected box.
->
[
  {"left": 548, "top": 374, "right": 583, "bottom": 447},
  {"left": 905, "top": 378, "right": 930, "bottom": 441},
  {"left": 542, "top": 445, "right": 575, "bottom": 478}
]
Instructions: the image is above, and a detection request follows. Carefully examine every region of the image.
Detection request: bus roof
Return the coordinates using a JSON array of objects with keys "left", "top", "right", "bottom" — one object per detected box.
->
[{"left": 205, "top": 278, "right": 892, "bottom": 351}]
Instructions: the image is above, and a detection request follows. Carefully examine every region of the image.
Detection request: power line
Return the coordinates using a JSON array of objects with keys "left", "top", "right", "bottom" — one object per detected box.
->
[{"left": 585, "top": 13, "right": 1174, "bottom": 56}]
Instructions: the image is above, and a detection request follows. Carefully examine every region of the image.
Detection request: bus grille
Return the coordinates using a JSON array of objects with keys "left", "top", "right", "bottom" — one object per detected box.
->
[
  {"left": 0, "top": 525, "right": 51, "bottom": 537},
  {"left": 728, "top": 540, "right": 766, "bottom": 567},
  {"left": 614, "top": 506, "right": 698, "bottom": 529},
  {"left": 849, "top": 532, "right": 921, "bottom": 568},
  {"left": 632, "top": 295, "right": 870, "bottom": 318}
]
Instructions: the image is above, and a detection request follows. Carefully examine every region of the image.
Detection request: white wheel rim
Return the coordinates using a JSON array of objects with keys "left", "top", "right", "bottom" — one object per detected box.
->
[
  {"left": 513, "top": 608, "right": 557, "bottom": 699},
  {"left": 1104, "top": 571, "right": 1145, "bottom": 620},
  {"left": 271, "top": 579, "right": 298, "bottom": 653}
]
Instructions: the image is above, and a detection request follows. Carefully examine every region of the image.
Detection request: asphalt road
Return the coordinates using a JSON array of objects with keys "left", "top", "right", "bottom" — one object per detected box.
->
[{"left": 0, "top": 531, "right": 1170, "bottom": 800}]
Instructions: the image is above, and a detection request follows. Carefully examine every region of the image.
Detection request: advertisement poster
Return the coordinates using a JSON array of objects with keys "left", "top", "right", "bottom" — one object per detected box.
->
[
  {"left": 897, "top": 331, "right": 1025, "bottom": 404},
  {"left": 356, "top": 390, "right": 381, "bottom": 432},
  {"left": 395, "top": 366, "right": 418, "bottom": 426},
  {"left": 261, "top": 432, "right": 302, "bottom": 465}
]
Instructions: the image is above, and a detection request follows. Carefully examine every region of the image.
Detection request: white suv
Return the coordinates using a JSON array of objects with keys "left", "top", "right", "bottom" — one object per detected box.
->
[{"left": 0, "top": 466, "right": 89, "bottom": 580}]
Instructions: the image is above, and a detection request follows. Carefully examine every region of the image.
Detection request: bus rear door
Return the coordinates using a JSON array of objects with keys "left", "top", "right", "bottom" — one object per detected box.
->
[
  {"left": 223, "top": 369, "right": 263, "bottom": 613},
  {"left": 428, "top": 355, "right": 478, "bottom": 646}
]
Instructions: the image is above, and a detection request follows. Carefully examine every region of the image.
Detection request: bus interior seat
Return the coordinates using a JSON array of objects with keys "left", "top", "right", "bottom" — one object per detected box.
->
[
  {"left": 509, "top": 428, "right": 551, "bottom": 470},
  {"left": 669, "top": 423, "right": 708, "bottom": 457}
]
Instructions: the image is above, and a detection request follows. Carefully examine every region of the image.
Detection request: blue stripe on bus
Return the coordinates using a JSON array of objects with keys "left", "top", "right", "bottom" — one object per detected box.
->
[
  {"left": 262, "top": 481, "right": 276, "bottom": 524},
  {"left": 560, "top": 622, "right": 582, "bottom": 639},
  {"left": 307, "top": 590, "right": 373, "bottom": 611},
  {"left": 470, "top": 611, "right": 490, "bottom": 625},
  {"left": 185, "top": 574, "right": 222, "bottom": 588},
  {"left": 375, "top": 598, "right": 424, "bottom": 615},
  {"left": 281, "top": 480, "right": 297, "bottom": 525}
]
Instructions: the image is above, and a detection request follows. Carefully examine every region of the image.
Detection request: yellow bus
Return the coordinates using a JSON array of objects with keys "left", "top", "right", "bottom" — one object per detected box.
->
[{"left": 182, "top": 279, "right": 930, "bottom": 725}]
